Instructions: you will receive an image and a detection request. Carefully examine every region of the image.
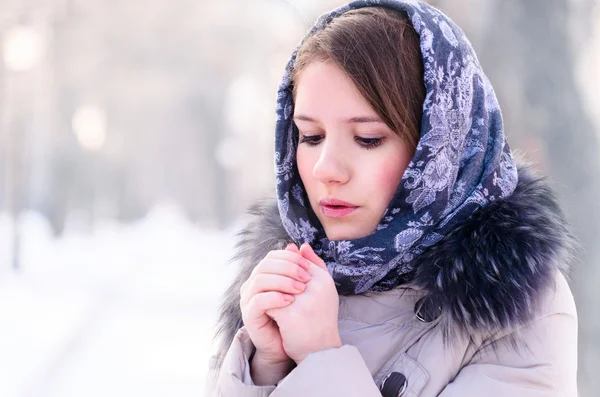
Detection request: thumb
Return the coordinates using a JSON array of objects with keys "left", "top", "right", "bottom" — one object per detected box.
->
[{"left": 300, "top": 243, "right": 328, "bottom": 271}]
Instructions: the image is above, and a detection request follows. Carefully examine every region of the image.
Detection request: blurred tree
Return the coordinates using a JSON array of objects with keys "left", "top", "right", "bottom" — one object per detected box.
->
[{"left": 473, "top": 1, "right": 600, "bottom": 395}]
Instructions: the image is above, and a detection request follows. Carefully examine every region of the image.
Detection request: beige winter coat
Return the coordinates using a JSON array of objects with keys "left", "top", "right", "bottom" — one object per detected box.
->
[{"left": 204, "top": 167, "right": 578, "bottom": 396}]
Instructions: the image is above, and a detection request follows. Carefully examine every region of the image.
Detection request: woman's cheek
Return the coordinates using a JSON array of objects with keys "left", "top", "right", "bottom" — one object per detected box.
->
[
  {"left": 296, "top": 150, "right": 313, "bottom": 183},
  {"left": 371, "top": 157, "right": 406, "bottom": 199}
]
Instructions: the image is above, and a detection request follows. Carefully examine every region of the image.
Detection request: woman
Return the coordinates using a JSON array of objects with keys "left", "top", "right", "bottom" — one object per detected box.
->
[{"left": 205, "top": 1, "right": 578, "bottom": 396}]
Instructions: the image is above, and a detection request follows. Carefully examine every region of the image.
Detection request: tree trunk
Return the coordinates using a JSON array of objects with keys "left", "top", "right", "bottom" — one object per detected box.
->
[{"left": 477, "top": 1, "right": 600, "bottom": 395}]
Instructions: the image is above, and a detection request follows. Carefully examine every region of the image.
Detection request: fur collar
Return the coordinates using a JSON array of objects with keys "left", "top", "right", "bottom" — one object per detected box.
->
[{"left": 212, "top": 164, "right": 576, "bottom": 362}]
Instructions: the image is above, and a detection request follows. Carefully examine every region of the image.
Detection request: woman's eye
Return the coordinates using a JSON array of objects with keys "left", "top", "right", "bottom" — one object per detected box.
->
[
  {"left": 355, "top": 136, "right": 383, "bottom": 149},
  {"left": 299, "top": 134, "right": 324, "bottom": 146}
]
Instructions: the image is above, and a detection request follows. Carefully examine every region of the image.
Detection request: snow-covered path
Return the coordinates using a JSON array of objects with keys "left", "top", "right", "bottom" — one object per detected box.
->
[{"left": 0, "top": 205, "right": 237, "bottom": 397}]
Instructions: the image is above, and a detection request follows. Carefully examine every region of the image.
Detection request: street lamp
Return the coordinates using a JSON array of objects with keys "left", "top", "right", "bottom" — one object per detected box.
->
[
  {"left": 2, "top": 24, "right": 45, "bottom": 270},
  {"left": 72, "top": 105, "right": 107, "bottom": 152},
  {"left": 3, "top": 25, "right": 45, "bottom": 72}
]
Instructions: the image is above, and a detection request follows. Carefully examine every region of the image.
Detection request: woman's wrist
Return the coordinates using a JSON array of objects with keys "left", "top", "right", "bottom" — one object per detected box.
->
[
  {"left": 296, "top": 333, "right": 343, "bottom": 365},
  {"left": 250, "top": 353, "right": 294, "bottom": 386}
]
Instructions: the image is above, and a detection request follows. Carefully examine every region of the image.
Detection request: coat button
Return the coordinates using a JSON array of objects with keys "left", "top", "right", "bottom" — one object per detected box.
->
[
  {"left": 380, "top": 372, "right": 408, "bottom": 397},
  {"left": 415, "top": 296, "right": 442, "bottom": 323}
]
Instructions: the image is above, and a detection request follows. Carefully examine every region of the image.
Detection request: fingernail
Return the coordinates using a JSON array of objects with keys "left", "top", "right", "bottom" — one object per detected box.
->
[
  {"left": 292, "top": 280, "right": 305, "bottom": 291},
  {"left": 298, "top": 268, "right": 311, "bottom": 282},
  {"left": 283, "top": 294, "right": 294, "bottom": 302}
]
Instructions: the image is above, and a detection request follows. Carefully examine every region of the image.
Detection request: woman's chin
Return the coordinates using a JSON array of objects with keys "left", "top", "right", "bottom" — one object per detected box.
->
[{"left": 323, "top": 225, "right": 374, "bottom": 241}]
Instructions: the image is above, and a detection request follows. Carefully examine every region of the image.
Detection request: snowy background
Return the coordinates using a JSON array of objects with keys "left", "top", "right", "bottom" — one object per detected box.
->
[
  {"left": 1, "top": 0, "right": 599, "bottom": 395},
  {"left": 0, "top": 204, "right": 237, "bottom": 396}
]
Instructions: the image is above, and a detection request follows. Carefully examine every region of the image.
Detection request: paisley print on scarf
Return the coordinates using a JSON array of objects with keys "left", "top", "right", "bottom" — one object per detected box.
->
[{"left": 274, "top": 0, "right": 518, "bottom": 294}]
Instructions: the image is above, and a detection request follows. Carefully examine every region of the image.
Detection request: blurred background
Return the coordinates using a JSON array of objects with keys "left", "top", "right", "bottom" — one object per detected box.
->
[{"left": 0, "top": 0, "right": 598, "bottom": 396}]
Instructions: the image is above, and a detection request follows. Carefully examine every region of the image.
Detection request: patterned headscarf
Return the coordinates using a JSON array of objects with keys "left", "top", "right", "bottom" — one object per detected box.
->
[{"left": 274, "top": 0, "right": 518, "bottom": 295}]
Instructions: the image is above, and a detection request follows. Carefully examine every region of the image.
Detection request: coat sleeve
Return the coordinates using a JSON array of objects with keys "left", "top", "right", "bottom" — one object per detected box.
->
[
  {"left": 203, "top": 327, "right": 277, "bottom": 397},
  {"left": 269, "top": 342, "right": 381, "bottom": 396},
  {"left": 205, "top": 326, "right": 383, "bottom": 397},
  {"left": 438, "top": 271, "right": 578, "bottom": 397}
]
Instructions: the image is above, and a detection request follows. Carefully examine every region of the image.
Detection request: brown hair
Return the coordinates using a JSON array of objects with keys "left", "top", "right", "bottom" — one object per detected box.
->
[{"left": 291, "top": 7, "right": 425, "bottom": 152}]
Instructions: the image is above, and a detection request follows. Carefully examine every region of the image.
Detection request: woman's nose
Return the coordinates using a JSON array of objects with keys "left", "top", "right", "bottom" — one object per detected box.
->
[{"left": 312, "top": 139, "right": 350, "bottom": 185}]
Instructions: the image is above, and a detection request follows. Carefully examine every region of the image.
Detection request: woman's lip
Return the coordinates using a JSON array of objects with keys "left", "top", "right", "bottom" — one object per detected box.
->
[
  {"left": 319, "top": 198, "right": 356, "bottom": 207},
  {"left": 320, "top": 205, "right": 358, "bottom": 218}
]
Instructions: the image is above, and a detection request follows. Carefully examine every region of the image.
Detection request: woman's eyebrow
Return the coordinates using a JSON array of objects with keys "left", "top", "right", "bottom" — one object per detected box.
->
[
  {"left": 293, "top": 114, "right": 316, "bottom": 122},
  {"left": 293, "top": 114, "right": 384, "bottom": 124},
  {"left": 345, "top": 116, "right": 385, "bottom": 124}
]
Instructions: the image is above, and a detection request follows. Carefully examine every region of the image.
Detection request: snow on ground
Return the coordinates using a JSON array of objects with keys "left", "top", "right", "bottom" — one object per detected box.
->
[{"left": 0, "top": 203, "right": 239, "bottom": 397}]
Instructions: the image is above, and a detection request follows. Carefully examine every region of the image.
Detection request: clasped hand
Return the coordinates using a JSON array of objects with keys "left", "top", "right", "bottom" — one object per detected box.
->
[
  {"left": 239, "top": 242, "right": 341, "bottom": 367},
  {"left": 266, "top": 243, "right": 342, "bottom": 364}
]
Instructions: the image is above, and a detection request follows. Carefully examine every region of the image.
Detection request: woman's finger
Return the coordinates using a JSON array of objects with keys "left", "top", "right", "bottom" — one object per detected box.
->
[
  {"left": 251, "top": 258, "right": 312, "bottom": 282},
  {"left": 286, "top": 243, "right": 300, "bottom": 253},
  {"left": 261, "top": 250, "right": 312, "bottom": 271},
  {"left": 241, "top": 273, "right": 306, "bottom": 304},
  {"left": 243, "top": 291, "right": 295, "bottom": 327},
  {"left": 300, "top": 243, "right": 328, "bottom": 272}
]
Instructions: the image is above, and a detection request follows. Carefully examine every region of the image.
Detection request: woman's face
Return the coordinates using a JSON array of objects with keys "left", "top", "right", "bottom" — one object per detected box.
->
[{"left": 294, "top": 61, "right": 414, "bottom": 241}]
